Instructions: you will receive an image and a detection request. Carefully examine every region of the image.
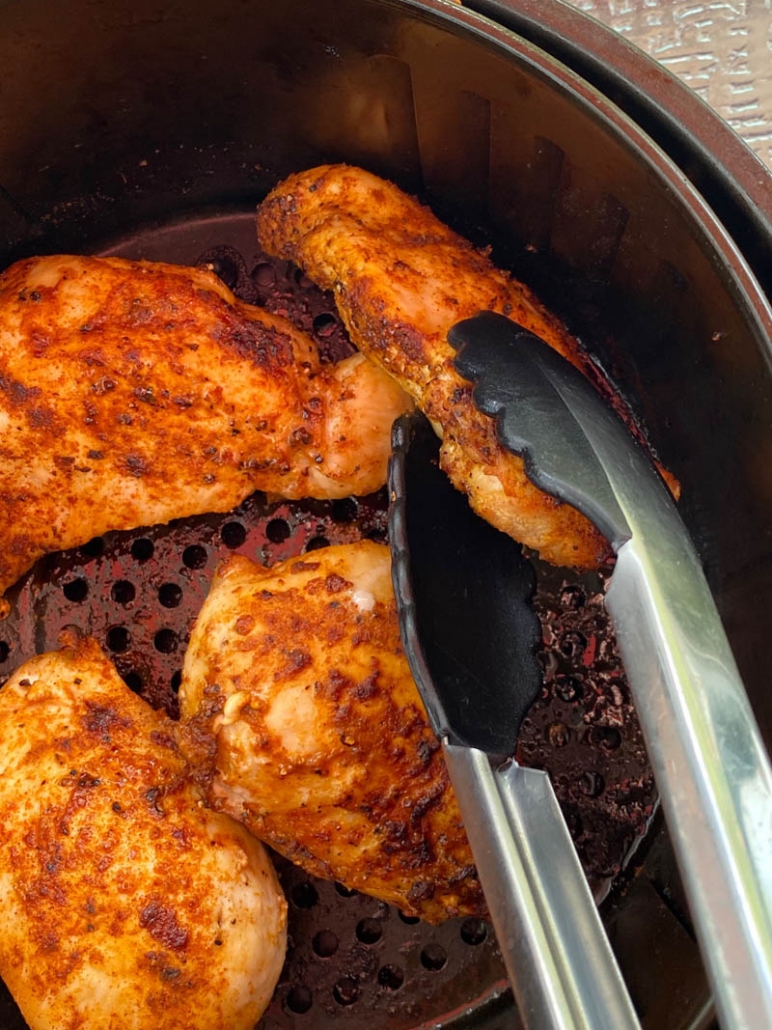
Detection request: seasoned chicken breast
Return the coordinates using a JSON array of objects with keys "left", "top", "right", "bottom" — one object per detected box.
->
[
  {"left": 257, "top": 164, "right": 616, "bottom": 568},
  {"left": 0, "top": 635, "right": 287, "bottom": 1030},
  {"left": 0, "top": 254, "right": 411, "bottom": 608},
  {"left": 179, "top": 541, "right": 485, "bottom": 924}
]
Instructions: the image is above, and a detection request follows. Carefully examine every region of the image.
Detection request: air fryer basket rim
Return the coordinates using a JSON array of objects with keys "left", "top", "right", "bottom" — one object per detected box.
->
[
  {"left": 402, "top": 0, "right": 772, "bottom": 357},
  {"left": 466, "top": 0, "right": 772, "bottom": 306}
]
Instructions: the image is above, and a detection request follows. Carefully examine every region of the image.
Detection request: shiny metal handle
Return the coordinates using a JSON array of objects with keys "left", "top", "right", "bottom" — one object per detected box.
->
[
  {"left": 607, "top": 533, "right": 772, "bottom": 1030},
  {"left": 449, "top": 311, "right": 772, "bottom": 1029},
  {"left": 444, "top": 744, "right": 641, "bottom": 1030}
]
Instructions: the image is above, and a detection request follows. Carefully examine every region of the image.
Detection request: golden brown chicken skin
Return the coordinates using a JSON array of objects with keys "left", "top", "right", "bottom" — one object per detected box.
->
[
  {"left": 179, "top": 541, "right": 485, "bottom": 924},
  {"left": 0, "top": 635, "right": 287, "bottom": 1030},
  {"left": 0, "top": 254, "right": 411, "bottom": 608},
  {"left": 257, "top": 164, "right": 613, "bottom": 569}
]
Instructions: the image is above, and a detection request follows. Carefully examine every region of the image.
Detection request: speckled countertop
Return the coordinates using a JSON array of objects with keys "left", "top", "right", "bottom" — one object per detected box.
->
[{"left": 564, "top": 0, "right": 772, "bottom": 170}]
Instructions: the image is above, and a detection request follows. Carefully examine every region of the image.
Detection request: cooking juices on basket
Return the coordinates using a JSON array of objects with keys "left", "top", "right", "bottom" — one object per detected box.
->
[{"left": 0, "top": 166, "right": 671, "bottom": 1029}]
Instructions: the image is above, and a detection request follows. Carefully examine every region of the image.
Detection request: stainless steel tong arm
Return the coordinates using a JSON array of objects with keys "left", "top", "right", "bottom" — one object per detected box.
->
[
  {"left": 606, "top": 493, "right": 772, "bottom": 1030},
  {"left": 449, "top": 311, "right": 772, "bottom": 1030},
  {"left": 444, "top": 745, "right": 642, "bottom": 1030}
]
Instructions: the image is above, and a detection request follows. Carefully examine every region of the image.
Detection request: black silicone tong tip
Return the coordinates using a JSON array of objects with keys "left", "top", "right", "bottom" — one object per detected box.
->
[
  {"left": 448, "top": 311, "right": 632, "bottom": 550},
  {"left": 388, "top": 410, "right": 541, "bottom": 759}
]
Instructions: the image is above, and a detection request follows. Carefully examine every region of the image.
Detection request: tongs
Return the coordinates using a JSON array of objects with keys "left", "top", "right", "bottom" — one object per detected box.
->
[{"left": 387, "top": 312, "right": 772, "bottom": 1030}]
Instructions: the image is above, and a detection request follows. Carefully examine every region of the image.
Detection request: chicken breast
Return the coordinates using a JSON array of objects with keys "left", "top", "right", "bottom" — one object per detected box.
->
[
  {"left": 0, "top": 254, "right": 411, "bottom": 608},
  {"left": 257, "top": 164, "right": 614, "bottom": 568},
  {"left": 0, "top": 636, "right": 287, "bottom": 1030},
  {"left": 179, "top": 541, "right": 485, "bottom": 924}
]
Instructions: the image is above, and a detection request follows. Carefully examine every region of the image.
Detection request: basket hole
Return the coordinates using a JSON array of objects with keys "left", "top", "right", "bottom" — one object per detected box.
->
[
  {"left": 154, "top": 629, "right": 178, "bottom": 654},
  {"left": 559, "top": 631, "right": 586, "bottom": 658},
  {"left": 221, "top": 521, "right": 246, "bottom": 549},
  {"left": 121, "top": 670, "right": 143, "bottom": 693},
  {"left": 266, "top": 518, "right": 291, "bottom": 544},
  {"left": 170, "top": 670, "right": 182, "bottom": 694},
  {"left": 334, "top": 882, "right": 357, "bottom": 898},
  {"left": 590, "top": 726, "right": 622, "bottom": 751},
  {"left": 312, "top": 930, "right": 339, "bottom": 957},
  {"left": 305, "top": 536, "right": 330, "bottom": 553},
  {"left": 0, "top": 641, "right": 9, "bottom": 663},
  {"left": 333, "top": 976, "right": 360, "bottom": 1005},
  {"left": 397, "top": 910, "right": 420, "bottom": 925},
  {"left": 559, "top": 585, "right": 586, "bottom": 610},
  {"left": 377, "top": 965, "right": 404, "bottom": 990},
  {"left": 460, "top": 918, "right": 488, "bottom": 946},
  {"left": 580, "top": 771, "right": 605, "bottom": 798},
  {"left": 182, "top": 544, "right": 207, "bottom": 569},
  {"left": 313, "top": 313, "right": 337, "bottom": 338},
  {"left": 106, "top": 626, "right": 131, "bottom": 653},
  {"left": 207, "top": 254, "right": 240, "bottom": 291},
  {"left": 111, "top": 580, "right": 136, "bottom": 605},
  {"left": 286, "top": 985, "right": 313, "bottom": 1014},
  {"left": 356, "top": 918, "right": 382, "bottom": 945},
  {"left": 81, "top": 537, "right": 105, "bottom": 559},
  {"left": 291, "top": 882, "right": 319, "bottom": 909},
  {"left": 554, "top": 676, "right": 583, "bottom": 703},
  {"left": 63, "top": 578, "right": 88, "bottom": 602},
  {"left": 158, "top": 583, "right": 182, "bottom": 608},
  {"left": 252, "top": 262, "right": 276, "bottom": 288},
  {"left": 331, "top": 497, "right": 358, "bottom": 523},
  {"left": 547, "top": 722, "right": 571, "bottom": 748},
  {"left": 420, "top": 943, "right": 447, "bottom": 971},
  {"left": 131, "top": 538, "right": 154, "bottom": 562}
]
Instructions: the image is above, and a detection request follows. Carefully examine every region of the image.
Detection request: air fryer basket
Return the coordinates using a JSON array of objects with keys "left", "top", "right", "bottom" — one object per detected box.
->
[{"left": 2, "top": 1, "right": 772, "bottom": 1028}]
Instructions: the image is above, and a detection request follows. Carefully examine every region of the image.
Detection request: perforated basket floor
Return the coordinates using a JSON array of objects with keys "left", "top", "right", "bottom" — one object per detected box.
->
[{"left": 0, "top": 213, "right": 656, "bottom": 1030}]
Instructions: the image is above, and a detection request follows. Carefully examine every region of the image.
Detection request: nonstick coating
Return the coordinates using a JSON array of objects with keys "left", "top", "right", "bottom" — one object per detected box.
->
[{"left": 0, "top": 213, "right": 658, "bottom": 1029}]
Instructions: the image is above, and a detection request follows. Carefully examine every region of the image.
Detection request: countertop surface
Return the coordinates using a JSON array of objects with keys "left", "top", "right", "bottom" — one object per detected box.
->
[{"left": 564, "top": 0, "right": 772, "bottom": 171}]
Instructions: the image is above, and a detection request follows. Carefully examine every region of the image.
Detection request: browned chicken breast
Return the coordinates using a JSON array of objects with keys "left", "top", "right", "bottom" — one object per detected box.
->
[
  {"left": 0, "top": 254, "right": 411, "bottom": 608},
  {"left": 179, "top": 541, "right": 485, "bottom": 924},
  {"left": 257, "top": 164, "right": 616, "bottom": 568},
  {"left": 0, "top": 635, "right": 287, "bottom": 1030}
]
